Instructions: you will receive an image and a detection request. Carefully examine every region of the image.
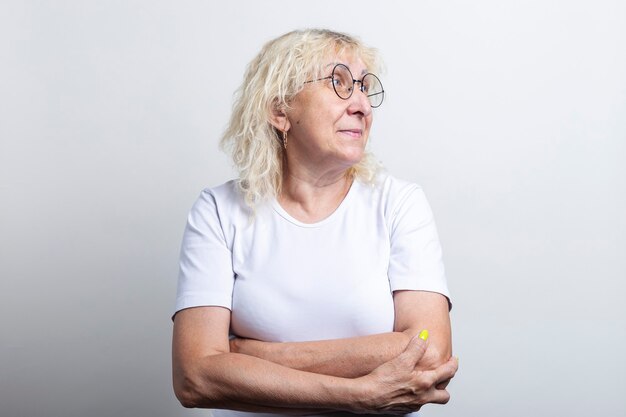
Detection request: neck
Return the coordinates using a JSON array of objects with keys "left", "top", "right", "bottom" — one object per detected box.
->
[{"left": 278, "top": 165, "right": 353, "bottom": 223}]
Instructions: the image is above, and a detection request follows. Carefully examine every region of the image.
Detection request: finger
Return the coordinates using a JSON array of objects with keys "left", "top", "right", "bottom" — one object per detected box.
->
[
  {"left": 431, "top": 356, "right": 458, "bottom": 385},
  {"left": 398, "top": 330, "right": 430, "bottom": 367},
  {"left": 428, "top": 387, "right": 451, "bottom": 405},
  {"left": 435, "top": 378, "right": 450, "bottom": 390}
]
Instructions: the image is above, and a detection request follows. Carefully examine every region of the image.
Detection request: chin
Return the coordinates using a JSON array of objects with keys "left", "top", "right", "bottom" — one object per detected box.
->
[{"left": 341, "top": 150, "right": 365, "bottom": 167}]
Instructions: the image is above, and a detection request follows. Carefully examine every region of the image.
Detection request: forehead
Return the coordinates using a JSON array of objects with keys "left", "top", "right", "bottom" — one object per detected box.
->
[
  {"left": 319, "top": 54, "right": 369, "bottom": 76},
  {"left": 324, "top": 62, "right": 368, "bottom": 76}
]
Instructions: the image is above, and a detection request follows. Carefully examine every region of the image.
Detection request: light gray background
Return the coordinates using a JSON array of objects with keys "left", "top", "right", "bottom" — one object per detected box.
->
[{"left": 1, "top": 1, "right": 625, "bottom": 416}]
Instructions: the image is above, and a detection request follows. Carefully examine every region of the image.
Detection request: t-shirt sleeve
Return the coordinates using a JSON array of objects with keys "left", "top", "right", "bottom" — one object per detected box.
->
[
  {"left": 387, "top": 185, "right": 451, "bottom": 305},
  {"left": 174, "top": 190, "right": 234, "bottom": 317}
]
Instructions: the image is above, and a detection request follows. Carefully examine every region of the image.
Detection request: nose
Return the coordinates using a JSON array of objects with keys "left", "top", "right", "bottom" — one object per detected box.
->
[{"left": 347, "top": 82, "right": 372, "bottom": 117}]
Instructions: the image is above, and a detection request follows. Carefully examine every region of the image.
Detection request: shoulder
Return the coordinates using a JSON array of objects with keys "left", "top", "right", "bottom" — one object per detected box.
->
[
  {"left": 188, "top": 180, "right": 252, "bottom": 226},
  {"left": 198, "top": 179, "right": 240, "bottom": 204},
  {"left": 354, "top": 172, "right": 429, "bottom": 217},
  {"left": 193, "top": 180, "right": 247, "bottom": 211},
  {"left": 379, "top": 172, "right": 424, "bottom": 200}
]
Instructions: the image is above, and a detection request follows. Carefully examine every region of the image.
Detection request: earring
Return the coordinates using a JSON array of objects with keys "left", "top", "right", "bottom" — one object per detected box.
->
[{"left": 282, "top": 130, "right": 288, "bottom": 150}]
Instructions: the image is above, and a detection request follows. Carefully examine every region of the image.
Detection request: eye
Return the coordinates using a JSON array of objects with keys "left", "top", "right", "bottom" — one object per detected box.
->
[
  {"left": 330, "top": 64, "right": 356, "bottom": 99},
  {"left": 332, "top": 66, "right": 353, "bottom": 90},
  {"left": 360, "top": 81, "right": 370, "bottom": 94}
]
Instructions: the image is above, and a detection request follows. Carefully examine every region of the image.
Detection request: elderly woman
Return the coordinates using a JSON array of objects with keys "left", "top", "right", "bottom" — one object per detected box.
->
[{"left": 172, "top": 29, "right": 457, "bottom": 416}]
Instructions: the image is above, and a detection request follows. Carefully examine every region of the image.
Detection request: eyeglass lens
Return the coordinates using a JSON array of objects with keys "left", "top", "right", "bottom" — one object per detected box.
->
[{"left": 331, "top": 64, "right": 384, "bottom": 108}]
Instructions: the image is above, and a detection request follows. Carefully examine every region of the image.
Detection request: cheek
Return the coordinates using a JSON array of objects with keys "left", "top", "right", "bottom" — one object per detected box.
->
[{"left": 362, "top": 119, "right": 373, "bottom": 138}]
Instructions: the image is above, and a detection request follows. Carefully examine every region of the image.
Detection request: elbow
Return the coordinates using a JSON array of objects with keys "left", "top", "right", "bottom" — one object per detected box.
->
[
  {"left": 176, "top": 391, "right": 199, "bottom": 409},
  {"left": 172, "top": 350, "right": 232, "bottom": 409},
  {"left": 401, "top": 329, "right": 451, "bottom": 370},
  {"left": 173, "top": 369, "right": 220, "bottom": 409},
  {"left": 420, "top": 343, "right": 450, "bottom": 369},
  {"left": 173, "top": 373, "right": 202, "bottom": 408},
  {"left": 178, "top": 394, "right": 198, "bottom": 409}
]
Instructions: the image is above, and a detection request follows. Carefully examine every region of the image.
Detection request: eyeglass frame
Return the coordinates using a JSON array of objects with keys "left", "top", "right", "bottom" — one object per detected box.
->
[{"left": 304, "top": 63, "right": 385, "bottom": 108}]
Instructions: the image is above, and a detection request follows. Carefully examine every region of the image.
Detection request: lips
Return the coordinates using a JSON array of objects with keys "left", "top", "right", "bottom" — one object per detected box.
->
[{"left": 338, "top": 129, "right": 363, "bottom": 137}]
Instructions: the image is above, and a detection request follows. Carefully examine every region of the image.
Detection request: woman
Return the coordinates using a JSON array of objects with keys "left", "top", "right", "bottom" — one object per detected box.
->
[{"left": 172, "top": 29, "right": 457, "bottom": 416}]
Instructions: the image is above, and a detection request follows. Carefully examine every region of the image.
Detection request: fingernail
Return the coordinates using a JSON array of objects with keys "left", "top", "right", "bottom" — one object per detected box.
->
[
  {"left": 454, "top": 355, "right": 459, "bottom": 364},
  {"left": 418, "top": 329, "right": 429, "bottom": 341}
]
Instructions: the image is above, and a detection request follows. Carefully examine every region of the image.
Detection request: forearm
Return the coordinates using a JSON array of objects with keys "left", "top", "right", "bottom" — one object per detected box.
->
[
  {"left": 231, "top": 332, "right": 406, "bottom": 378},
  {"left": 232, "top": 329, "right": 450, "bottom": 378},
  {"left": 173, "top": 307, "right": 457, "bottom": 414},
  {"left": 174, "top": 350, "right": 364, "bottom": 413},
  {"left": 231, "top": 292, "right": 452, "bottom": 378}
]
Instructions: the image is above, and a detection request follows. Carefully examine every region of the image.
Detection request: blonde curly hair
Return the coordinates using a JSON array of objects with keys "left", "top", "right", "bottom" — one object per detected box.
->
[{"left": 220, "top": 29, "right": 384, "bottom": 209}]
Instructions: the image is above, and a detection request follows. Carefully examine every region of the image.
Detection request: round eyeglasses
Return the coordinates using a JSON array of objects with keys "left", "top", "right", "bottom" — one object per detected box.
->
[{"left": 305, "top": 64, "right": 385, "bottom": 108}]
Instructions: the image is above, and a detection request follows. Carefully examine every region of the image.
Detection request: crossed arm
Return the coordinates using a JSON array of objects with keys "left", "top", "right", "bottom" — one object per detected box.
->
[
  {"left": 172, "top": 290, "right": 456, "bottom": 414},
  {"left": 229, "top": 290, "right": 452, "bottom": 377}
]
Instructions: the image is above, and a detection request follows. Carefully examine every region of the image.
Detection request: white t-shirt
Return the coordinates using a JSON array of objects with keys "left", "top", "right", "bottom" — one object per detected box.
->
[{"left": 174, "top": 173, "right": 450, "bottom": 416}]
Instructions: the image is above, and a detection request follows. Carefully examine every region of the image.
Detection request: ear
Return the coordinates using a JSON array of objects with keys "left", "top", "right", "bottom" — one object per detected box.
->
[{"left": 268, "top": 100, "right": 291, "bottom": 132}]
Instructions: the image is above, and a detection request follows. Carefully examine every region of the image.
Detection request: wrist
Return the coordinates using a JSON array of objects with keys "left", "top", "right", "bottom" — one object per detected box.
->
[{"left": 342, "top": 375, "right": 374, "bottom": 413}]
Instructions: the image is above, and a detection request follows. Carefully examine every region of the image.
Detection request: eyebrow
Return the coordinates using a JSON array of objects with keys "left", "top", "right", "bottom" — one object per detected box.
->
[{"left": 324, "top": 62, "right": 368, "bottom": 76}]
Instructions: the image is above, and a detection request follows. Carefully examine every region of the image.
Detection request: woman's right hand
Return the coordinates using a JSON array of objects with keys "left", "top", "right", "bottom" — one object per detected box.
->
[{"left": 354, "top": 331, "right": 458, "bottom": 415}]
